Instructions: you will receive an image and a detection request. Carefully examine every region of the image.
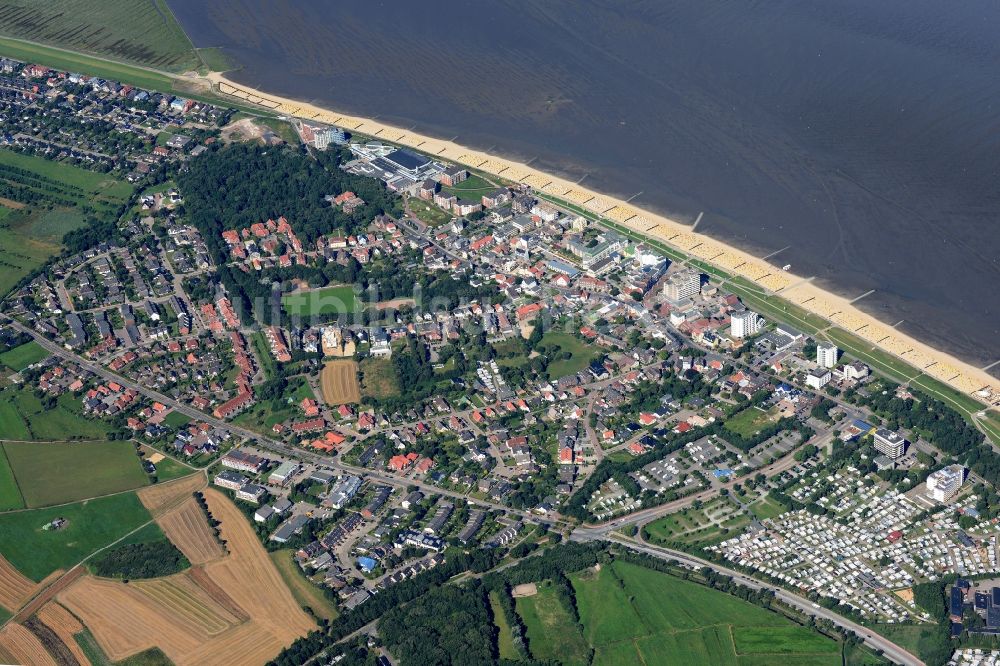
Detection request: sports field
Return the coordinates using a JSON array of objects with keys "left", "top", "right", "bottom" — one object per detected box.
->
[
  {"left": 0, "top": 341, "right": 48, "bottom": 371},
  {"left": 0, "top": 492, "right": 153, "bottom": 581},
  {"left": 282, "top": 285, "right": 359, "bottom": 316},
  {"left": 0, "top": 386, "right": 112, "bottom": 441},
  {"left": 555, "top": 560, "right": 841, "bottom": 665},
  {"left": 320, "top": 360, "right": 361, "bottom": 405},
  {"left": 3, "top": 441, "right": 149, "bottom": 508}
]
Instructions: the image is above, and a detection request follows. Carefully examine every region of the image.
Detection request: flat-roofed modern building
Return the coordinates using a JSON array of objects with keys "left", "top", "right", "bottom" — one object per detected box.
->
[{"left": 873, "top": 428, "right": 906, "bottom": 460}]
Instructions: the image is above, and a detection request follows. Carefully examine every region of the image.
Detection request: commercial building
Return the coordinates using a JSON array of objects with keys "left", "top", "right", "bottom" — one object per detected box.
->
[
  {"left": 873, "top": 428, "right": 906, "bottom": 460},
  {"left": 817, "top": 342, "right": 839, "bottom": 368},
  {"left": 731, "top": 310, "right": 763, "bottom": 338},
  {"left": 927, "top": 466, "right": 964, "bottom": 502},
  {"left": 268, "top": 461, "right": 299, "bottom": 486}
]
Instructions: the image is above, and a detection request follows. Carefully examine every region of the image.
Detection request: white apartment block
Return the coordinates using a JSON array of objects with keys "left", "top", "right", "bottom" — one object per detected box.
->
[
  {"left": 731, "top": 310, "right": 763, "bottom": 338},
  {"left": 873, "top": 428, "right": 906, "bottom": 460},
  {"left": 926, "top": 466, "right": 964, "bottom": 502},
  {"left": 817, "top": 342, "right": 838, "bottom": 368},
  {"left": 663, "top": 269, "right": 701, "bottom": 302},
  {"left": 806, "top": 368, "right": 831, "bottom": 389}
]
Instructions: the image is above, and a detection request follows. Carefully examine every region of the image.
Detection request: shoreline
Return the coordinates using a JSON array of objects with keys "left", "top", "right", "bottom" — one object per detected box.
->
[{"left": 207, "top": 72, "right": 997, "bottom": 410}]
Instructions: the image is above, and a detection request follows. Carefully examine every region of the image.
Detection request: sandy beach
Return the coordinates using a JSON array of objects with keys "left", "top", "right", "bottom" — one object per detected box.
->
[{"left": 205, "top": 72, "right": 999, "bottom": 410}]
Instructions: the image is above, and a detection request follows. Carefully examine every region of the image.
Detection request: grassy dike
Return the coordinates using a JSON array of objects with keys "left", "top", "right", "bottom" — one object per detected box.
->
[{"left": 0, "top": 36, "right": 274, "bottom": 119}]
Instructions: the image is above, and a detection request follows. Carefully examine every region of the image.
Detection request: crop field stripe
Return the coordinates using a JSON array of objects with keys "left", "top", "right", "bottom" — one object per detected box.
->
[{"left": 0, "top": 444, "right": 25, "bottom": 510}]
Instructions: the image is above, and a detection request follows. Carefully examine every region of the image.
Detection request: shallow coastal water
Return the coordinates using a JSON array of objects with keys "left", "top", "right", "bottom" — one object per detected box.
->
[{"left": 168, "top": 0, "right": 1000, "bottom": 374}]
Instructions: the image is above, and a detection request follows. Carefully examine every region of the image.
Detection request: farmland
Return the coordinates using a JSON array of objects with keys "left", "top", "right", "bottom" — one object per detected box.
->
[
  {"left": 0, "top": 445, "right": 23, "bottom": 510},
  {"left": 0, "top": 0, "right": 201, "bottom": 72},
  {"left": 58, "top": 488, "right": 314, "bottom": 665},
  {"left": 0, "top": 387, "right": 113, "bottom": 441},
  {"left": 547, "top": 559, "right": 843, "bottom": 665},
  {"left": 156, "top": 497, "right": 225, "bottom": 565},
  {"left": 3, "top": 441, "right": 148, "bottom": 507},
  {"left": 282, "top": 285, "right": 359, "bottom": 316},
  {"left": 0, "top": 148, "right": 132, "bottom": 296},
  {"left": 137, "top": 473, "right": 206, "bottom": 517},
  {"left": 0, "top": 340, "right": 47, "bottom": 371},
  {"left": 0, "top": 492, "right": 153, "bottom": 581},
  {"left": 321, "top": 359, "right": 361, "bottom": 405}
]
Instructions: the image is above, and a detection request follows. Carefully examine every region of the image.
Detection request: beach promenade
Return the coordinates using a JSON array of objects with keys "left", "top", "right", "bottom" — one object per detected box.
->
[{"left": 207, "top": 72, "right": 1000, "bottom": 414}]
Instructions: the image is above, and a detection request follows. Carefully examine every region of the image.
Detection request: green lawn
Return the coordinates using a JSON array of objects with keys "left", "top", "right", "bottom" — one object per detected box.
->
[
  {"left": 162, "top": 410, "right": 191, "bottom": 429},
  {"left": 489, "top": 591, "right": 519, "bottom": 660},
  {"left": 515, "top": 582, "right": 590, "bottom": 664},
  {"left": 3, "top": 441, "right": 148, "bottom": 507},
  {"left": 0, "top": 445, "right": 24, "bottom": 510},
  {"left": 282, "top": 285, "right": 359, "bottom": 316},
  {"left": 0, "top": 492, "right": 153, "bottom": 581},
  {"left": 561, "top": 560, "right": 841, "bottom": 665},
  {"left": 0, "top": 0, "right": 200, "bottom": 73},
  {"left": 142, "top": 448, "right": 194, "bottom": 482},
  {"left": 0, "top": 341, "right": 49, "bottom": 371},
  {"left": 269, "top": 549, "right": 340, "bottom": 622},
  {"left": 540, "top": 330, "right": 600, "bottom": 380},
  {"left": 724, "top": 406, "right": 779, "bottom": 438},
  {"left": 408, "top": 197, "right": 452, "bottom": 227},
  {"left": 0, "top": 386, "right": 112, "bottom": 441},
  {"left": 642, "top": 499, "right": 751, "bottom": 548},
  {"left": 0, "top": 149, "right": 133, "bottom": 207},
  {"left": 442, "top": 173, "right": 496, "bottom": 200},
  {"left": 750, "top": 495, "right": 787, "bottom": 520},
  {"left": 232, "top": 376, "right": 312, "bottom": 434}
]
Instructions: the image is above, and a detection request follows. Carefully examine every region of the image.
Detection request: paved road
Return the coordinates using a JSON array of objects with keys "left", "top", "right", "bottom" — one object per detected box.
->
[
  {"left": 1, "top": 316, "right": 560, "bottom": 529},
  {"left": 572, "top": 531, "right": 924, "bottom": 666}
]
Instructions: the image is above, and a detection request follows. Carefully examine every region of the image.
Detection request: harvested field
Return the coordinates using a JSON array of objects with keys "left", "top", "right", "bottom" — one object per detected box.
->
[
  {"left": 23, "top": 615, "right": 80, "bottom": 666},
  {"left": 320, "top": 360, "right": 361, "bottom": 405},
  {"left": 35, "top": 604, "right": 89, "bottom": 666},
  {"left": 156, "top": 497, "right": 225, "bottom": 565},
  {"left": 37, "top": 601, "right": 83, "bottom": 635},
  {"left": 137, "top": 472, "right": 206, "bottom": 517},
  {"left": 0, "top": 554, "right": 37, "bottom": 612},
  {"left": 14, "top": 566, "right": 83, "bottom": 623},
  {"left": 0, "top": 622, "right": 57, "bottom": 666},
  {"left": 187, "top": 565, "right": 250, "bottom": 622},
  {"left": 58, "top": 489, "right": 314, "bottom": 665},
  {"left": 133, "top": 575, "right": 242, "bottom": 635}
]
